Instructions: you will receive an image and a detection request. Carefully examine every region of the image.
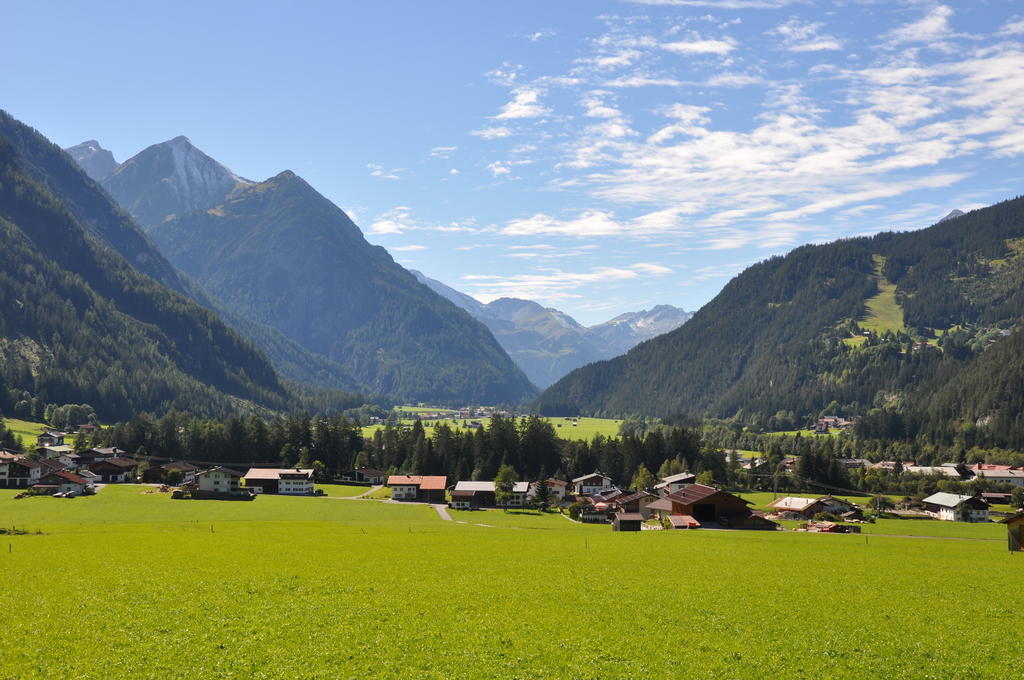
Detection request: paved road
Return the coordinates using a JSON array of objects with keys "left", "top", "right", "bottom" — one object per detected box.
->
[{"left": 432, "top": 504, "right": 453, "bottom": 521}]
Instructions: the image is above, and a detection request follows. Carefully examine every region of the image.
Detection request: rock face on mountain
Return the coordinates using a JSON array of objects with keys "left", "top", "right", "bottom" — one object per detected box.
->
[
  {"left": 146, "top": 169, "right": 535, "bottom": 404},
  {"left": 939, "top": 208, "right": 965, "bottom": 222},
  {"left": 64, "top": 140, "right": 117, "bottom": 181},
  {"left": 0, "top": 110, "right": 294, "bottom": 419},
  {"left": 410, "top": 270, "right": 691, "bottom": 387},
  {"left": 101, "top": 136, "right": 249, "bottom": 230}
]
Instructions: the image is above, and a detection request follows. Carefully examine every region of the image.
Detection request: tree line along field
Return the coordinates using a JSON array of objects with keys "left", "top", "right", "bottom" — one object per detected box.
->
[
  {"left": 1, "top": 486, "right": 1019, "bottom": 679},
  {"left": 361, "top": 416, "right": 624, "bottom": 441}
]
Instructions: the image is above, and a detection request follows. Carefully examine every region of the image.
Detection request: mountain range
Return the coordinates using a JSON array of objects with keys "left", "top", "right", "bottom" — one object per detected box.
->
[
  {"left": 70, "top": 137, "right": 535, "bottom": 405},
  {"left": 411, "top": 270, "right": 691, "bottom": 387},
  {"left": 0, "top": 110, "right": 306, "bottom": 420},
  {"left": 538, "top": 197, "right": 1024, "bottom": 448}
]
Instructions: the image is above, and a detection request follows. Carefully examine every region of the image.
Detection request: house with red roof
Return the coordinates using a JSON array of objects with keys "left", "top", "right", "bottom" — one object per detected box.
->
[
  {"left": 33, "top": 470, "right": 89, "bottom": 495},
  {"left": 386, "top": 475, "right": 447, "bottom": 503}
]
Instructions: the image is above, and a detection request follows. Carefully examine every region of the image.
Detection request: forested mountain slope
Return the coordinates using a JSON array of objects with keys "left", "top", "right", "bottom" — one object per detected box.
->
[
  {"left": 0, "top": 112, "right": 299, "bottom": 419},
  {"left": 150, "top": 170, "right": 536, "bottom": 404},
  {"left": 538, "top": 196, "right": 1024, "bottom": 441}
]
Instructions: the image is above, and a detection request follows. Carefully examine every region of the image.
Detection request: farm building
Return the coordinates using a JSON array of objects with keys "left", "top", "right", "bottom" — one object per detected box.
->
[
  {"left": 509, "top": 481, "right": 530, "bottom": 507},
  {"left": 194, "top": 467, "right": 252, "bottom": 499},
  {"left": 766, "top": 496, "right": 826, "bottom": 518},
  {"left": 341, "top": 467, "right": 386, "bottom": 485},
  {"left": 970, "top": 468, "right": 1024, "bottom": 487},
  {"left": 648, "top": 484, "right": 778, "bottom": 530},
  {"left": 572, "top": 472, "right": 614, "bottom": 495},
  {"left": 75, "top": 447, "right": 128, "bottom": 466},
  {"left": 386, "top": 475, "right": 447, "bottom": 503},
  {"left": 613, "top": 490, "right": 658, "bottom": 519},
  {"left": 88, "top": 457, "right": 139, "bottom": 483},
  {"left": 36, "top": 430, "right": 66, "bottom": 447},
  {"left": 142, "top": 461, "right": 198, "bottom": 484},
  {"left": 32, "top": 471, "right": 89, "bottom": 495},
  {"left": 612, "top": 513, "right": 644, "bottom": 532},
  {"left": 654, "top": 472, "right": 696, "bottom": 496},
  {"left": 243, "top": 468, "right": 315, "bottom": 495},
  {"left": 450, "top": 481, "right": 496, "bottom": 508},
  {"left": 1001, "top": 511, "right": 1024, "bottom": 551},
  {"left": 921, "top": 493, "right": 990, "bottom": 522}
]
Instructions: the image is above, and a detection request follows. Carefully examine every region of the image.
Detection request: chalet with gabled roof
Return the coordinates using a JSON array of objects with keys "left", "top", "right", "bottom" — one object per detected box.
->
[
  {"left": 243, "top": 468, "right": 315, "bottom": 495},
  {"left": 647, "top": 484, "right": 778, "bottom": 530},
  {"left": 922, "top": 492, "right": 989, "bottom": 522},
  {"left": 194, "top": 467, "right": 252, "bottom": 499},
  {"left": 88, "top": 457, "right": 139, "bottom": 483},
  {"left": 386, "top": 475, "right": 447, "bottom": 503},
  {"left": 0, "top": 456, "right": 43, "bottom": 488},
  {"left": 33, "top": 470, "right": 89, "bottom": 495},
  {"left": 572, "top": 472, "right": 614, "bottom": 495}
]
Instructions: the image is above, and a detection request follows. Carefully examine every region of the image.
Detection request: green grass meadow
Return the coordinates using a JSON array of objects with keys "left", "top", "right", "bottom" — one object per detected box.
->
[
  {"left": 362, "top": 416, "right": 624, "bottom": 441},
  {"left": 0, "top": 485, "right": 1020, "bottom": 678},
  {"left": 2, "top": 418, "right": 47, "bottom": 445}
]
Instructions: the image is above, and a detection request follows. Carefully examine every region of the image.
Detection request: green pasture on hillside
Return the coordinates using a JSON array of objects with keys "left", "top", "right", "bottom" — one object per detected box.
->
[
  {"left": 1, "top": 418, "right": 47, "bottom": 444},
  {"left": 0, "top": 485, "right": 1019, "bottom": 679},
  {"left": 362, "top": 416, "right": 623, "bottom": 441},
  {"left": 861, "top": 255, "right": 907, "bottom": 335}
]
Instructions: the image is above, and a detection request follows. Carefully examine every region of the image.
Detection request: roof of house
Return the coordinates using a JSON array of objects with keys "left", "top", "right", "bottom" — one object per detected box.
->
[
  {"left": 922, "top": 492, "right": 984, "bottom": 508},
  {"left": 88, "top": 447, "right": 125, "bottom": 456},
  {"left": 572, "top": 472, "right": 611, "bottom": 484},
  {"left": 355, "top": 467, "right": 385, "bottom": 476},
  {"left": 646, "top": 497, "right": 674, "bottom": 512},
  {"left": 243, "top": 468, "right": 314, "bottom": 480},
  {"left": 160, "top": 461, "right": 199, "bottom": 472},
  {"left": 196, "top": 466, "right": 244, "bottom": 477},
  {"left": 614, "top": 513, "right": 645, "bottom": 521},
  {"left": 614, "top": 490, "right": 655, "bottom": 505},
  {"left": 660, "top": 472, "right": 696, "bottom": 484},
  {"left": 9, "top": 458, "right": 43, "bottom": 469},
  {"left": 972, "top": 469, "right": 1024, "bottom": 480},
  {"left": 665, "top": 484, "right": 745, "bottom": 506},
  {"left": 767, "top": 496, "right": 822, "bottom": 512},
  {"left": 43, "top": 470, "right": 88, "bottom": 485},
  {"left": 91, "top": 457, "right": 138, "bottom": 469},
  {"left": 386, "top": 475, "right": 446, "bottom": 490},
  {"left": 512, "top": 481, "right": 530, "bottom": 494},
  {"left": 668, "top": 514, "right": 700, "bottom": 527},
  {"left": 999, "top": 511, "right": 1024, "bottom": 524},
  {"left": 37, "top": 444, "right": 73, "bottom": 453},
  {"left": 454, "top": 480, "right": 495, "bottom": 493}
]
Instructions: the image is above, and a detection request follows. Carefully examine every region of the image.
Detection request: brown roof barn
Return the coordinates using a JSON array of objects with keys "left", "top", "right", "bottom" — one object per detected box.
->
[{"left": 655, "top": 484, "right": 778, "bottom": 530}]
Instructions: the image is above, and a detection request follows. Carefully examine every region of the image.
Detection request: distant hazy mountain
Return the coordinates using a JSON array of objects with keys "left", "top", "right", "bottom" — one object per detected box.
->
[
  {"left": 410, "top": 270, "right": 691, "bottom": 387},
  {"left": 938, "top": 209, "right": 965, "bottom": 222},
  {"left": 101, "top": 136, "right": 250, "bottom": 230},
  {"left": 64, "top": 140, "right": 118, "bottom": 181},
  {"left": 144, "top": 168, "right": 535, "bottom": 404}
]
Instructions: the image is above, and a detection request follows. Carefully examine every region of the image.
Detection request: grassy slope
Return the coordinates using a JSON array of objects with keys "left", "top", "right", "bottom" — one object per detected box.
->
[
  {"left": 860, "top": 255, "right": 907, "bottom": 335},
  {"left": 361, "top": 416, "right": 623, "bottom": 441},
  {"left": 2, "top": 418, "right": 47, "bottom": 444},
  {"left": 0, "top": 486, "right": 1018, "bottom": 679}
]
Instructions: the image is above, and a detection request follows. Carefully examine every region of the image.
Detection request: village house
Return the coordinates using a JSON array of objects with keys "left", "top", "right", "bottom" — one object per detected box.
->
[
  {"left": 612, "top": 513, "right": 644, "bottom": 532},
  {"left": 36, "top": 430, "right": 66, "bottom": 447},
  {"left": 341, "top": 467, "right": 386, "bottom": 485},
  {"left": 142, "top": 461, "right": 199, "bottom": 484},
  {"left": 509, "top": 481, "right": 530, "bottom": 507},
  {"left": 612, "top": 490, "right": 658, "bottom": 519},
  {"left": 75, "top": 447, "right": 128, "bottom": 466},
  {"left": 386, "top": 475, "right": 447, "bottom": 503},
  {"left": 969, "top": 467, "right": 1024, "bottom": 487},
  {"left": 527, "top": 478, "right": 569, "bottom": 501},
  {"left": 572, "top": 472, "right": 614, "bottom": 495},
  {"left": 654, "top": 472, "right": 696, "bottom": 496},
  {"left": 766, "top": 496, "right": 827, "bottom": 519},
  {"left": 193, "top": 467, "right": 251, "bottom": 499},
  {"left": 921, "top": 492, "right": 990, "bottom": 522},
  {"left": 647, "top": 484, "right": 778, "bottom": 530},
  {"left": 1001, "top": 511, "right": 1024, "bottom": 552},
  {"left": 88, "top": 457, "right": 139, "bottom": 483},
  {"left": 243, "top": 468, "right": 315, "bottom": 495},
  {"left": 0, "top": 456, "right": 43, "bottom": 488},
  {"left": 33, "top": 470, "right": 89, "bottom": 496},
  {"left": 450, "top": 480, "right": 496, "bottom": 508}
]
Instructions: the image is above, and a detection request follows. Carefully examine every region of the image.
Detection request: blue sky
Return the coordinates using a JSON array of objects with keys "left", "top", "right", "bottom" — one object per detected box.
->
[{"left": 4, "top": 0, "right": 1024, "bottom": 324}]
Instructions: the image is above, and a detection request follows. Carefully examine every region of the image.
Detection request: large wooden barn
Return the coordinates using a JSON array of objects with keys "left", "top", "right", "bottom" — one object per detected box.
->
[
  {"left": 1001, "top": 511, "right": 1024, "bottom": 552},
  {"left": 647, "top": 484, "right": 778, "bottom": 530}
]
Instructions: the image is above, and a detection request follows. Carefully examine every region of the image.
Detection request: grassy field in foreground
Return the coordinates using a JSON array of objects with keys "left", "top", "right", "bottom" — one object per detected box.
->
[
  {"left": 315, "top": 483, "right": 373, "bottom": 497},
  {"left": 0, "top": 485, "right": 1018, "bottom": 679},
  {"left": 362, "top": 416, "right": 623, "bottom": 441}
]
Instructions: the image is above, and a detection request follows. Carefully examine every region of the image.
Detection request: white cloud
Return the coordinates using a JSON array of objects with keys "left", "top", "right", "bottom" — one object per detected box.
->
[
  {"left": 366, "top": 163, "right": 403, "bottom": 180},
  {"left": 662, "top": 38, "right": 736, "bottom": 55},
  {"left": 392, "top": 244, "right": 427, "bottom": 252},
  {"left": 770, "top": 18, "right": 843, "bottom": 52},
  {"left": 627, "top": 0, "right": 795, "bottom": 7},
  {"left": 495, "top": 88, "right": 551, "bottom": 119},
  {"left": 997, "top": 18, "right": 1024, "bottom": 36},
  {"left": 430, "top": 146, "right": 457, "bottom": 158},
  {"left": 370, "top": 207, "right": 480, "bottom": 235},
  {"left": 463, "top": 263, "right": 672, "bottom": 304},
  {"left": 885, "top": 5, "right": 958, "bottom": 46},
  {"left": 449, "top": 168, "right": 459, "bottom": 175},
  {"left": 470, "top": 126, "right": 513, "bottom": 139},
  {"left": 604, "top": 75, "right": 684, "bottom": 87},
  {"left": 486, "top": 159, "right": 533, "bottom": 178}
]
